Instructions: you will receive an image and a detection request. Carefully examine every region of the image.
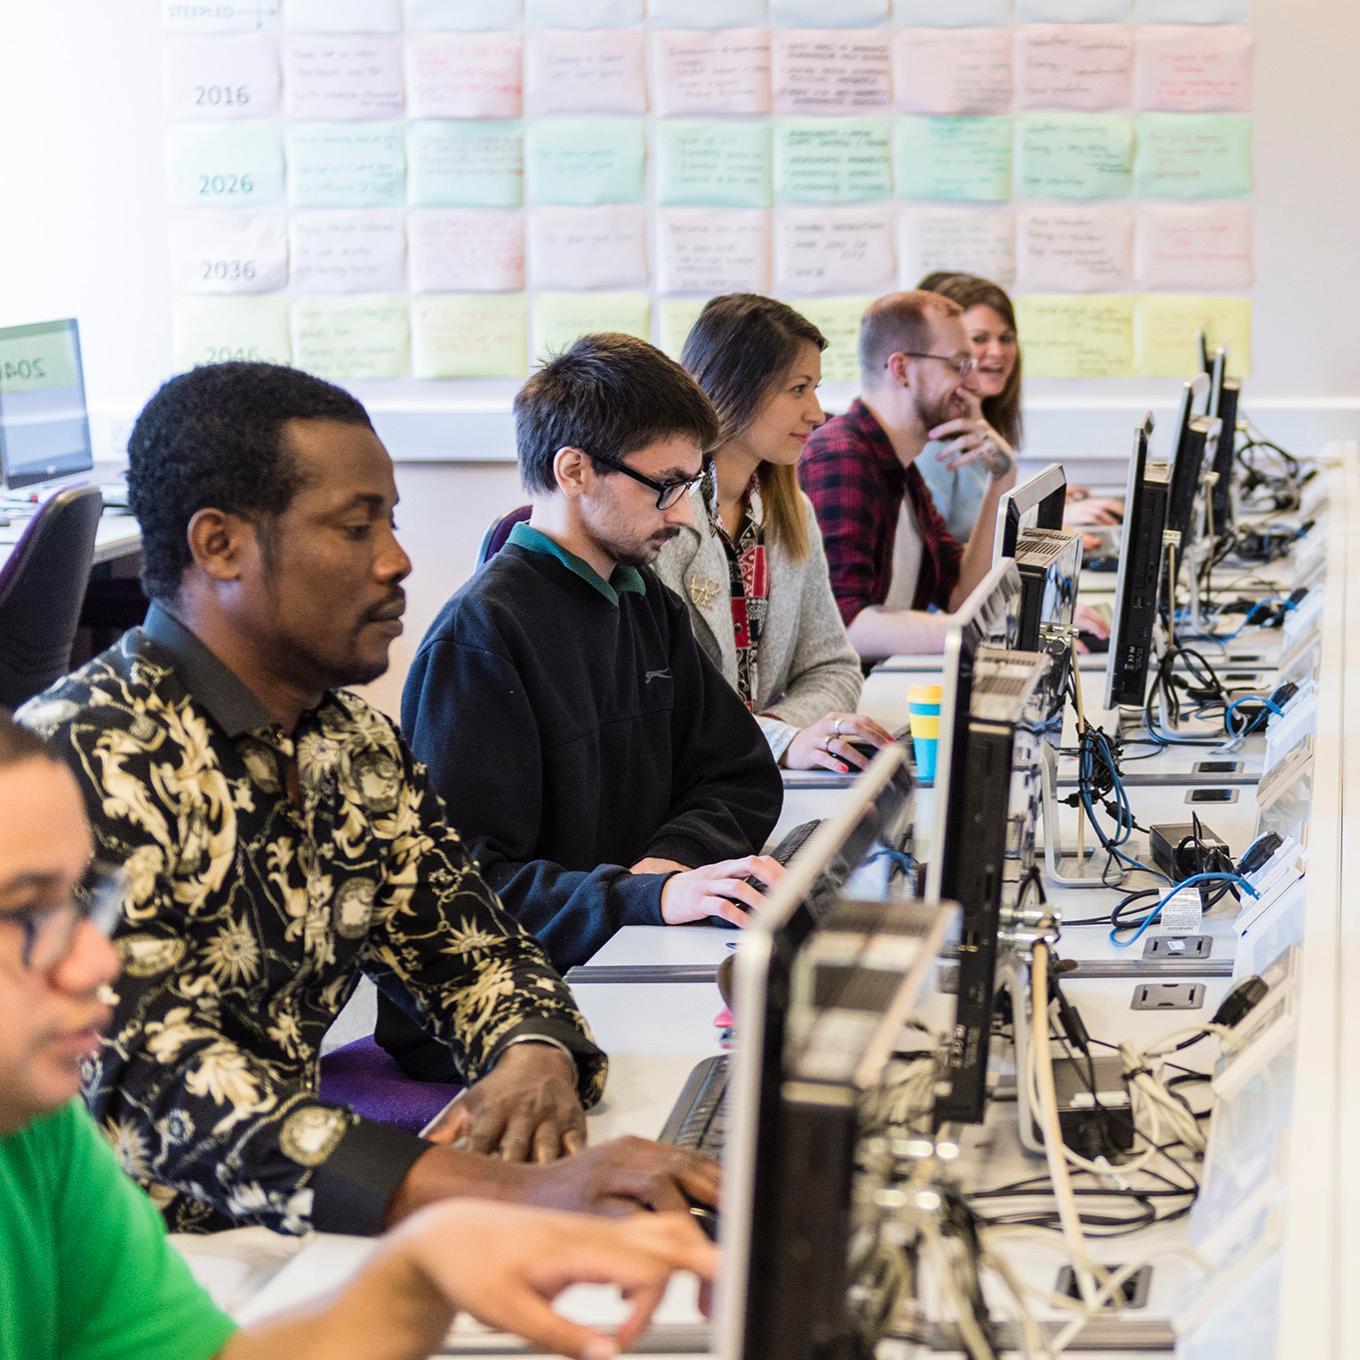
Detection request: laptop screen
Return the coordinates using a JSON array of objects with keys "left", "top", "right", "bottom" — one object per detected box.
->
[{"left": 0, "top": 319, "right": 94, "bottom": 489}]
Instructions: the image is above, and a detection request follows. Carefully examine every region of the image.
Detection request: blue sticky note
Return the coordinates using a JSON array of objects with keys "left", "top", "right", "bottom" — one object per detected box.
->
[
  {"left": 1133, "top": 113, "right": 1252, "bottom": 198},
  {"left": 1015, "top": 113, "right": 1135, "bottom": 199},
  {"left": 288, "top": 122, "right": 405, "bottom": 209},
  {"left": 895, "top": 116, "right": 1011, "bottom": 201},
  {"left": 657, "top": 120, "right": 772, "bottom": 208},
  {"left": 406, "top": 121, "right": 524, "bottom": 208},
  {"left": 774, "top": 118, "right": 892, "bottom": 203},
  {"left": 526, "top": 119, "right": 646, "bottom": 206}
]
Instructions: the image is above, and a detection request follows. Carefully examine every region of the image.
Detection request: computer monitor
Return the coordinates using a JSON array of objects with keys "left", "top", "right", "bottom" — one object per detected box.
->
[
  {"left": 995, "top": 461, "right": 1067, "bottom": 562},
  {"left": 1206, "top": 346, "right": 1240, "bottom": 537},
  {"left": 1165, "top": 373, "right": 1220, "bottom": 557},
  {"left": 1007, "top": 527, "right": 1083, "bottom": 737},
  {"left": 1104, "top": 415, "right": 1173, "bottom": 711},
  {"left": 0, "top": 319, "right": 94, "bottom": 489}
]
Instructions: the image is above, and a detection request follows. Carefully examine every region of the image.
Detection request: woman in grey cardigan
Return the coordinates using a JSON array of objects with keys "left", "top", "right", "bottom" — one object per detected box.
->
[{"left": 654, "top": 294, "right": 894, "bottom": 773}]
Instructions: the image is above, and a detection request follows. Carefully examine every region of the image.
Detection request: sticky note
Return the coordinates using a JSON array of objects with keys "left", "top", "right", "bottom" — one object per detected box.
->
[
  {"left": 1133, "top": 113, "right": 1251, "bottom": 198},
  {"left": 774, "top": 206, "right": 896, "bottom": 296},
  {"left": 172, "top": 295, "right": 292, "bottom": 369},
  {"left": 287, "top": 122, "right": 405, "bottom": 209},
  {"left": 167, "top": 121, "right": 285, "bottom": 209},
  {"left": 659, "top": 298, "right": 710, "bottom": 359},
  {"left": 525, "top": 0, "right": 643, "bottom": 24},
  {"left": 652, "top": 29, "right": 772, "bottom": 117},
  {"left": 285, "top": 0, "right": 401, "bottom": 32},
  {"left": 410, "top": 293, "right": 528, "bottom": 377},
  {"left": 169, "top": 212, "right": 290, "bottom": 294},
  {"left": 404, "top": 32, "right": 523, "bottom": 120},
  {"left": 290, "top": 295, "right": 409, "bottom": 380},
  {"left": 1135, "top": 296, "right": 1251, "bottom": 378},
  {"left": 1136, "top": 204, "right": 1252, "bottom": 290},
  {"left": 534, "top": 292, "right": 652, "bottom": 361},
  {"left": 1135, "top": 26, "right": 1254, "bottom": 113},
  {"left": 404, "top": 0, "right": 522, "bottom": 28},
  {"left": 774, "top": 118, "right": 892, "bottom": 203},
  {"left": 898, "top": 206, "right": 1015, "bottom": 286},
  {"left": 892, "top": 28, "right": 1012, "bottom": 115},
  {"left": 525, "top": 29, "right": 648, "bottom": 116},
  {"left": 657, "top": 121, "right": 771, "bottom": 208},
  {"left": 786, "top": 297, "right": 873, "bottom": 384},
  {"left": 893, "top": 0, "right": 1009, "bottom": 23},
  {"left": 1135, "top": 0, "right": 1249, "bottom": 20},
  {"left": 282, "top": 37, "right": 404, "bottom": 121},
  {"left": 1014, "top": 25, "right": 1134, "bottom": 112},
  {"left": 656, "top": 208, "right": 772, "bottom": 295},
  {"left": 163, "top": 0, "right": 279, "bottom": 32},
  {"left": 649, "top": 0, "right": 765, "bottom": 26},
  {"left": 772, "top": 31, "right": 892, "bottom": 115},
  {"left": 1015, "top": 295, "right": 1135, "bottom": 378},
  {"left": 164, "top": 35, "right": 280, "bottom": 120},
  {"left": 529, "top": 206, "right": 649, "bottom": 290},
  {"left": 408, "top": 208, "right": 526, "bottom": 292},
  {"left": 289, "top": 210, "right": 407, "bottom": 293},
  {"left": 406, "top": 121, "right": 523, "bottom": 208},
  {"left": 894, "top": 117, "right": 1011, "bottom": 201},
  {"left": 1015, "top": 114, "right": 1134, "bottom": 198},
  {"left": 771, "top": 0, "right": 888, "bottom": 25},
  {"left": 526, "top": 119, "right": 646, "bottom": 205},
  {"left": 1015, "top": 0, "right": 1129, "bottom": 18},
  {"left": 1017, "top": 206, "right": 1134, "bottom": 291}
]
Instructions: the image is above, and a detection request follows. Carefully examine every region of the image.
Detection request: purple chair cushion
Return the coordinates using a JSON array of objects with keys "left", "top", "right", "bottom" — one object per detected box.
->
[{"left": 318, "top": 1035, "right": 461, "bottom": 1135}]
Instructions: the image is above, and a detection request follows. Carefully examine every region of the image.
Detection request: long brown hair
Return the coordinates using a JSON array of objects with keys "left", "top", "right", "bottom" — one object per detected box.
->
[
  {"left": 680, "top": 294, "right": 827, "bottom": 561},
  {"left": 917, "top": 272, "right": 1024, "bottom": 450}
]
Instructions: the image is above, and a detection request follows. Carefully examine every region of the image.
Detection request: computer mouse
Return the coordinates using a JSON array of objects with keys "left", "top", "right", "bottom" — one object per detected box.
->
[
  {"left": 687, "top": 1200, "right": 719, "bottom": 1242},
  {"left": 1077, "top": 630, "right": 1110, "bottom": 654}
]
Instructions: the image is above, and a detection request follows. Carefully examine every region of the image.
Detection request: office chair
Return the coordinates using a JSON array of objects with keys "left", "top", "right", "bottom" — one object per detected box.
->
[
  {"left": 0, "top": 485, "right": 103, "bottom": 709},
  {"left": 476, "top": 504, "right": 531, "bottom": 568}
]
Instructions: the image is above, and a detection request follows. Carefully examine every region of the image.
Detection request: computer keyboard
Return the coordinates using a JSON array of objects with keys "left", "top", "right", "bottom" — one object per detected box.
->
[{"left": 658, "top": 1053, "right": 729, "bottom": 1157}]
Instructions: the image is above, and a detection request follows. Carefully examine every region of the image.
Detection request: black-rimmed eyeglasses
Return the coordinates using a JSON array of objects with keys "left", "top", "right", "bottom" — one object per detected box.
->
[
  {"left": 5, "top": 862, "right": 126, "bottom": 973},
  {"left": 890, "top": 353, "right": 978, "bottom": 378},
  {"left": 589, "top": 451, "right": 707, "bottom": 511}
]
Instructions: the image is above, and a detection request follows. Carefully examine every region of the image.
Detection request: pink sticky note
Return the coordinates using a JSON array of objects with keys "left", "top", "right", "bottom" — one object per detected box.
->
[
  {"left": 773, "top": 29, "right": 892, "bottom": 115},
  {"left": 1135, "top": 25, "right": 1254, "bottom": 113},
  {"left": 1014, "top": 25, "right": 1134, "bottom": 111},
  {"left": 1017, "top": 205, "right": 1135, "bottom": 292},
  {"left": 528, "top": 205, "right": 650, "bottom": 289},
  {"left": 407, "top": 208, "right": 526, "bottom": 292},
  {"left": 898, "top": 206, "right": 1016, "bottom": 286},
  {"left": 1136, "top": 204, "right": 1253, "bottom": 290},
  {"left": 525, "top": 28, "right": 647, "bottom": 116},
  {"left": 656, "top": 208, "right": 772, "bottom": 295},
  {"left": 774, "top": 205, "right": 896, "bottom": 295},
  {"left": 404, "top": 32, "right": 522, "bottom": 120},
  {"left": 653, "top": 29, "right": 771, "bottom": 117},
  {"left": 893, "top": 28, "right": 1012, "bottom": 116}
]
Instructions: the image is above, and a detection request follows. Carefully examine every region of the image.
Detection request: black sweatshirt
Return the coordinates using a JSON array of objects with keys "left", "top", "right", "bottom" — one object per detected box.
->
[{"left": 400, "top": 531, "right": 784, "bottom": 973}]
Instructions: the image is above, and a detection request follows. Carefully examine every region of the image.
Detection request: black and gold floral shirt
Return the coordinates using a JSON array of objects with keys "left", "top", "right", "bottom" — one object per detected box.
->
[{"left": 18, "top": 606, "right": 606, "bottom": 1237}]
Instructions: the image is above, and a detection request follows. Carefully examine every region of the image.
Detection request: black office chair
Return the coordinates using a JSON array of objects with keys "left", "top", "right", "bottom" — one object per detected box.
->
[
  {"left": 0, "top": 486, "right": 103, "bottom": 709},
  {"left": 476, "top": 505, "right": 531, "bottom": 568}
]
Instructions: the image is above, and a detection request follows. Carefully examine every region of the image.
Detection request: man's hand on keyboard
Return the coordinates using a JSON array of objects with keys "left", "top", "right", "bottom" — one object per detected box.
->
[
  {"left": 657, "top": 855, "right": 786, "bottom": 927},
  {"left": 782, "top": 712, "right": 897, "bottom": 773}
]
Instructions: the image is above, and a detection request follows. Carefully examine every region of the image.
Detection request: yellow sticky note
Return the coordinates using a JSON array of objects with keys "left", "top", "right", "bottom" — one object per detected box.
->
[
  {"left": 410, "top": 293, "right": 528, "bottom": 378},
  {"left": 1134, "top": 295, "right": 1252, "bottom": 379},
  {"left": 658, "top": 298, "right": 709, "bottom": 360},
  {"left": 172, "top": 294, "right": 291, "bottom": 369},
  {"left": 534, "top": 292, "right": 651, "bottom": 362},
  {"left": 291, "top": 295, "right": 409, "bottom": 381},
  {"left": 784, "top": 296, "right": 872, "bottom": 384},
  {"left": 1014, "top": 294, "right": 1134, "bottom": 378}
]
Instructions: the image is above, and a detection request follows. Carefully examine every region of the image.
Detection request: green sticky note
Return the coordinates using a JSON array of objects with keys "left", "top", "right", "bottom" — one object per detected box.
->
[
  {"left": 658, "top": 298, "right": 709, "bottom": 359},
  {"left": 656, "top": 121, "right": 771, "bottom": 209},
  {"left": 534, "top": 292, "right": 652, "bottom": 361},
  {"left": 287, "top": 122, "right": 406, "bottom": 208},
  {"left": 167, "top": 121, "right": 285, "bottom": 209},
  {"left": 784, "top": 296, "right": 872, "bottom": 383},
  {"left": 1135, "top": 295, "right": 1251, "bottom": 378},
  {"left": 1134, "top": 113, "right": 1252, "bottom": 198},
  {"left": 774, "top": 118, "right": 891, "bottom": 203},
  {"left": 1014, "top": 294, "right": 1135, "bottom": 378},
  {"left": 172, "top": 295, "right": 292, "bottom": 370},
  {"left": 526, "top": 119, "right": 646, "bottom": 206},
  {"left": 406, "top": 121, "right": 524, "bottom": 208},
  {"left": 894, "top": 116, "right": 1011, "bottom": 202},
  {"left": 291, "top": 295, "right": 409, "bottom": 381},
  {"left": 1015, "top": 114, "right": 1134, "bottom": 199},
  {"left": 410, "top": 293, "right": 528, "bottom": 378}
]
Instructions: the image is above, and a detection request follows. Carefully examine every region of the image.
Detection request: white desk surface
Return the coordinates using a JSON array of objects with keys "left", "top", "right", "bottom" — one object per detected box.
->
[{"left": 0, "top": 500, "right": 141, "bottom": 568}]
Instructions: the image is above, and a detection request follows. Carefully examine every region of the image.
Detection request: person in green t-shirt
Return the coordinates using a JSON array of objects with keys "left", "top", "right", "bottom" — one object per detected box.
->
[{"left": 0, "top": 715, "right": 715, "bottom": 1360}]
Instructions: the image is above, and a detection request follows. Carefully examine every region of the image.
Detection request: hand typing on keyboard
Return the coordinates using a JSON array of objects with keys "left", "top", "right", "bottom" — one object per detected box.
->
[{"left": 633, "top": 855, "right": 786, "bottom": 927}]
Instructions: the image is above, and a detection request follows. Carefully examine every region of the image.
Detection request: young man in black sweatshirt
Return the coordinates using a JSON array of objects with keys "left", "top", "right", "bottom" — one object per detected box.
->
[{"left": 379, "top": 333, "right": 785, "bottom": 1079}]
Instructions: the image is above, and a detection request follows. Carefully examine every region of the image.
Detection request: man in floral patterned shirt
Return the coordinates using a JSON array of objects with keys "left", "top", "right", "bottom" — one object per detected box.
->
[{"left": 19, "top": 362, "right": 717, "bottom": 1236}]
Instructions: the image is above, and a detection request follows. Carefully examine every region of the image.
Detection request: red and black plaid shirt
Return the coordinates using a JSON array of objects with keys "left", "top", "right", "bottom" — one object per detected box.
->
[{"left": 798, "top": 398, "right": 964, "bottom": 628}]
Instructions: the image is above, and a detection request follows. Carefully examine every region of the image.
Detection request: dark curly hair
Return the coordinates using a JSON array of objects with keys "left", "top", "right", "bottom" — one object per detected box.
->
[{"left": 127, "top": 362, "right": 373, "bottom": 601}]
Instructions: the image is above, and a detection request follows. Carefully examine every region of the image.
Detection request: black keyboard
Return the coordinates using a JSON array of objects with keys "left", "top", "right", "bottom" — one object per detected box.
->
[
  {"left": 770, "top": 818, "right": 820, "bottom": 865},
  {"left": 658, "top": 1053, "right": 730, "bottom": 1157}
]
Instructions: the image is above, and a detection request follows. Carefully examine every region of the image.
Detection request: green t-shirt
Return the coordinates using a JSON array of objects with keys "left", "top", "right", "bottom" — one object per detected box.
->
[{"left": 0, "top": 1100, "right": 237, "bottom": 1360}]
